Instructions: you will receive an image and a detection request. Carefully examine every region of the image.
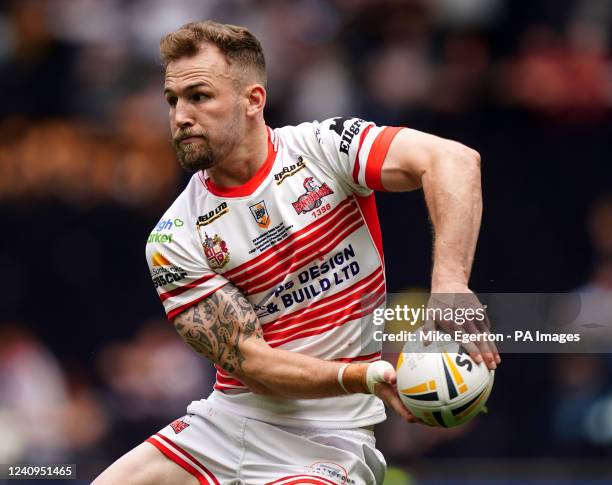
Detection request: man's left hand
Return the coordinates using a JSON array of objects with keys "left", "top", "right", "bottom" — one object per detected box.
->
[{"left": 424, "top": 287, "right": 500, "bottom": 370}]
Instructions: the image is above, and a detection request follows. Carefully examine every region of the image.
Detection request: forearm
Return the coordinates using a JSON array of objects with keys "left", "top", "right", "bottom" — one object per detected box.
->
[
  {"left": 422, "top": 144, "right": 482, "bottom": 289},
  {"left": 173, "top": 283, "right": 369, "bottom": 398},
  {"left": 241, "top": 343, "right": 369, "bottom": 398}
]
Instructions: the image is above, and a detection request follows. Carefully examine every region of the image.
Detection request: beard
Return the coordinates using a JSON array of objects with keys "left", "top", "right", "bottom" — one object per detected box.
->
[
  {"left": 172, "top": 132, "right": 216, "bottom": 172},
  {"left": 172, "top": 106, "right": 243, "bottom": 173}
]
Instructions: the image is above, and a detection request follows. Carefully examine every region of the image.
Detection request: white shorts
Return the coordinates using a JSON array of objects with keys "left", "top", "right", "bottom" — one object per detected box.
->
[{"left": 146, "top": 399, "right": 386, "bottom": 485}]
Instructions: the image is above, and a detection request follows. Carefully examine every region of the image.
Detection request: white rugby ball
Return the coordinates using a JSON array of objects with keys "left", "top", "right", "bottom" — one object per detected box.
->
[{"left": 396, "top": 344, "right": 494, "bottom": 428}]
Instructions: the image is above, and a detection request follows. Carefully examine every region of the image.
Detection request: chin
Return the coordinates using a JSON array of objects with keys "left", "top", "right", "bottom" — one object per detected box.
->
[{"left": 178, "top": 155, "right": 216, "bottom": 173}]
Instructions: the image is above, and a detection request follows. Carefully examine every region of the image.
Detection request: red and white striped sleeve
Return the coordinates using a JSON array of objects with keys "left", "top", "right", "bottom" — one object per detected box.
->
[
  {"left": 313, "top": 117, "right": 402, "bottom": 192},
  {"left": 145, "top": 214, "right": 228, "bottom": 321}
]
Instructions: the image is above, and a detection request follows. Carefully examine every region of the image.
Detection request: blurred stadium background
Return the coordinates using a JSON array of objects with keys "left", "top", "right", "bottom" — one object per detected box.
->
[{"left": 1, "top": 0, "right": 612, "bottom": 483}]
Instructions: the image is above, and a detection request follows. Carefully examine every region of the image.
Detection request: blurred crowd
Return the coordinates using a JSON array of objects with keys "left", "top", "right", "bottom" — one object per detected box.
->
[
  {"left": 0, "top": 319, "right": 212, "bottom": 477},
  {"left": 1, "top": 0, "right": 611, "bottom": 206},
  {"left": 1, "top": 0, "right": 611, "bottom": 481}
]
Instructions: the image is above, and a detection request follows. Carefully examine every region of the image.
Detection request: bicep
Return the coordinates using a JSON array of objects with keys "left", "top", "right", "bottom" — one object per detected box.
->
[
  {"left": 380, "top": 128, "right": 478, "bottom": 192},
  {"left": 172, "top": 283, "right": 267, "bottom": 376},
  {"left": 379, "top": 128, "right": 441, "bottom": 192}
]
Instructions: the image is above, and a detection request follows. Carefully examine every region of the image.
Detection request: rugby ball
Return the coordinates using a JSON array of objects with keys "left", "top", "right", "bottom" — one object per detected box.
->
[{"left": 396, "top": 343, "right": 494, "bottom": 428}]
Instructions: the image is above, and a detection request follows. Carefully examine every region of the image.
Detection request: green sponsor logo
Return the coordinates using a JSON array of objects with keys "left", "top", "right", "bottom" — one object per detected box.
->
[{"left": 148, "top": 233, "right": 173, "bottom": 244}]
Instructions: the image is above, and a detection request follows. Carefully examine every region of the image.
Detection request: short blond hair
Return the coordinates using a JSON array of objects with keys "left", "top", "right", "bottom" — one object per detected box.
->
[{"left": 160, "top": 20, "right": 266, "bottom": 85}]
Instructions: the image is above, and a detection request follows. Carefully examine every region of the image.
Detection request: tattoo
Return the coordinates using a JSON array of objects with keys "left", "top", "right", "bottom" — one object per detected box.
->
[{"left": 173, "top": 283, "right": 263, "bottom": 374}]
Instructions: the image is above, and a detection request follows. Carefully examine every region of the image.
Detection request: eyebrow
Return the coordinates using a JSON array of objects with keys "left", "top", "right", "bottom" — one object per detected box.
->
[{"left": 164, "top": 82, "right": 212, "bottom": 96}]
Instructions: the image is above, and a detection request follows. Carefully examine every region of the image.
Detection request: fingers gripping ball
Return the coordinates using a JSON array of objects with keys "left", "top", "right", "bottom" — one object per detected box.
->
[
  {"left": 366, "top": 361, "right": 395, "bottom": 394},
  {"left": 396, "top": 343, "right": 494, "bottom": 427}
]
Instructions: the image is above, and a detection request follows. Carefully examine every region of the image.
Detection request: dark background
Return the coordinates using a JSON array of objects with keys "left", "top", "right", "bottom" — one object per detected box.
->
[{"left": 1, "top": 0, "right": 611, "bottom": 483}]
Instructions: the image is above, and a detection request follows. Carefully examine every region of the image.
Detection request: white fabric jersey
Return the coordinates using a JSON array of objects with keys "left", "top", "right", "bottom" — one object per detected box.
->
[{"left": 145, "top": 117, "right": 402, "bottom": 428}]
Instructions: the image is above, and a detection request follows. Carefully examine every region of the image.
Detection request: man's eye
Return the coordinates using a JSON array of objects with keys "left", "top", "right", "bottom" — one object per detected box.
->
[
  {"left": 166, "top": 97, "right": 177, "bottom": 106},
  {"left": 192, "top": 93, "right": 209, "bottom": 102}
]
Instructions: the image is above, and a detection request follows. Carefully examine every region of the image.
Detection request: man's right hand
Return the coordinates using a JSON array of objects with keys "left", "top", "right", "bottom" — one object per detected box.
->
[{"left": 370, "top": 365, "right": 420, "bottom": 424}]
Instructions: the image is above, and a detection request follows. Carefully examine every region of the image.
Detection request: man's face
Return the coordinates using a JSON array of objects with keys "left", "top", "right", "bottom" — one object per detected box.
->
[{"left": 164, "top": 45, "right": 244, "bottom": 172}]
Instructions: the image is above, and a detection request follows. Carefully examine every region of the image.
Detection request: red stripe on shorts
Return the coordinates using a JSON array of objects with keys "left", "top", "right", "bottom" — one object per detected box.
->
[
  {"left": 150, "top": 433, "right": 221, "bottom": 485},
  {"left": 266, "top": 474, "right": 338, "bottom": 485},
  {"left": 146, "top": 437, "right": 211, "bottom": 485}
]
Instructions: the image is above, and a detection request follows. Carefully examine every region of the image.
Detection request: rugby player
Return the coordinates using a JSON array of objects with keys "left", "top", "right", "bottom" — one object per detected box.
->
[{"left": 93, "top": 21, "right": 499, "bottom": 485}]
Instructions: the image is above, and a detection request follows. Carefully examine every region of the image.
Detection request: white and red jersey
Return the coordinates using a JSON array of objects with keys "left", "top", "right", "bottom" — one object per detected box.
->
[{"left": 146, "top": 117, "right": 402, "bottom": 428}]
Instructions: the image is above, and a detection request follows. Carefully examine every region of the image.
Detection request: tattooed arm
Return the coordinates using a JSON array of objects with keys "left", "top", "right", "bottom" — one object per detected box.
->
[
  {"left": 173, "top": 284, "right": 263, "bottom": 377},
  {"left": 173, "top": 283, "right": 349, "bottom": 398},
  {"left": 173, "top": 281, "right": 416, "bottom": 422}
]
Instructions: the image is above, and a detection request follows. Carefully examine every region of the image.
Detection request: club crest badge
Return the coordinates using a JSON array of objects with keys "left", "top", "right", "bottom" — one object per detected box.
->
[
  {"left": 249, "top": 200, "right": 271, "bottom": 229},
  {"left": 202, "top": 233, "right": 230, "bottom": 269},
  {"left": 292, "top": 177, "right": 334, "bottom": 214}
]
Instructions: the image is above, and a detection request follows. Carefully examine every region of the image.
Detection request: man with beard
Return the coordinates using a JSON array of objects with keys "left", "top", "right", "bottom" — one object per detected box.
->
[{"left": 94, "top": 20, "right": 499, "bottom": 485}]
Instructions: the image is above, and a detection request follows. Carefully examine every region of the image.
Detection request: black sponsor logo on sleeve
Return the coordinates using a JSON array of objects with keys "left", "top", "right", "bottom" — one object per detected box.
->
[{"left": 329, "top": 117, "right": 364, "bottom": 154}]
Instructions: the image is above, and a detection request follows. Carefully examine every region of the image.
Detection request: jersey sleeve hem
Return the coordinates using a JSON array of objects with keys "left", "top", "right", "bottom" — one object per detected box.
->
[
  {"left": 364, "top": 126, "right": 403, "bottom": 191},
  {"left": 166, "top": 281, "right": 229, "bottom": 321},
  {"left": 352, "top": 124, "right": 374, "bottom": 185},
  {"left": 159, "top": 273, "right": 219, "bottom": 302}
]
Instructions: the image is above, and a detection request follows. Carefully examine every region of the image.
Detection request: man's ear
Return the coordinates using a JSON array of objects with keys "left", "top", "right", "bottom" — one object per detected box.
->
[{"left": 244, "top": 84, "right": 266, "bottom": 117}]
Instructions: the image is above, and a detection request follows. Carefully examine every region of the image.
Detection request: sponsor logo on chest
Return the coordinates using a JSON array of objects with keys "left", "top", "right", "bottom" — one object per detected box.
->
[
  {"left": 292, "top": 177, "right": 334, "bottom": 214},
  {"left": 275, "top": 156, "right": 306, "bottom": 185},
  {"left": 197, "top": 202, "right": 229, "bottom": 226}
]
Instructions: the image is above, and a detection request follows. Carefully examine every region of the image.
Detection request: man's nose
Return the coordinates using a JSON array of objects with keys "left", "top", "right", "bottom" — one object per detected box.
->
[{"left": 174, "top": 100, "right": 194, "bottom": 128}]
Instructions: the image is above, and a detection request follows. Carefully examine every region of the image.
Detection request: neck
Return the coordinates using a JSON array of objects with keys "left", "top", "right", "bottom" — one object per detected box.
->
[{"left": 206, "top": 122, "right": 269, "bottom": 187}]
